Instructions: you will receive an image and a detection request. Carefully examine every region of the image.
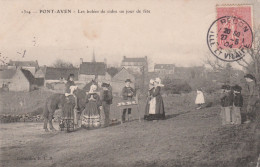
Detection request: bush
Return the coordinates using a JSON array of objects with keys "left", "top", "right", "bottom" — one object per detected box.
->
[{"left": 163, "top": 78, "right": 192, "bottom": 94}]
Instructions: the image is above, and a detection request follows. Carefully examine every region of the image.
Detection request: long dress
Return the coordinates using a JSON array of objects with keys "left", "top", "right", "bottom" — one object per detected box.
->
[
  {"left": 195, "top": 90, "right": 205, "bottom": 104},
  {"left": 60, "top": 95, "right": 76, "bottom": 131},
  {"left": 144, "top": 86, "right": 165, "bottom": 120},
  {"left": 82, "top": 93, "right": 102, "bottom": 128}
]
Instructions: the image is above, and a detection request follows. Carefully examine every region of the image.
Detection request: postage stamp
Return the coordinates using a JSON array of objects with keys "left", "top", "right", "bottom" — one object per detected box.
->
[{"left": 207, "top": 5, "right": 253, "bottom": 62}]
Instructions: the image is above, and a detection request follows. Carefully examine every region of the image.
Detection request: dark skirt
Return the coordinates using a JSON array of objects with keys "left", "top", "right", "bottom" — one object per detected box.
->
[
  {"left": 82, "top": 101, "right": 101, "bottom": 128},
  {"left": 62, "top": 96, "right": 76, "bottom": 119},
  {"left": 144, "top": 95, "right": 165, "bottom": 121}
]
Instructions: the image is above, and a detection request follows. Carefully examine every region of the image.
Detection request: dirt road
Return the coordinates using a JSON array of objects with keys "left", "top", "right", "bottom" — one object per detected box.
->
[{"left": 0, "top": 96, "right": 259, "bottom": 167}]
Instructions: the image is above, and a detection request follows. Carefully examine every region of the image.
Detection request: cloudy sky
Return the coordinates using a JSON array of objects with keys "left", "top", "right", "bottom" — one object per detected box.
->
[{"left": 0, "top": 0, "right": 259, "bottom": 68}]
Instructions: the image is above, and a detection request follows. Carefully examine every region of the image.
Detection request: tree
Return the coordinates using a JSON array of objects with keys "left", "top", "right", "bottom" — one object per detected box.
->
[
  {"left": 204, "top": 54, "right": 235, "bottom": 84},
  {"left": 107, "top": 67, "right": 119, "bottom": 77},
  {"left": 52, "top": 59, "right": 74, "bottom": 68},
  {"left": 236, "top": 26, "right": 260, "bottom": 97}
]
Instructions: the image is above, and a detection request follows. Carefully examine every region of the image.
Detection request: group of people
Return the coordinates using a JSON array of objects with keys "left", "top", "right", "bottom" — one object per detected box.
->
[
  {"left": 193, "top": 73, "right": 258, "bottom": 126},
  {"left": 219, "top": 74, "right": 258, "bottom": 125},
  {"left": 61, "top": 72, "right": 258, "bottom": 131},
  {"left": 62, "top": 74, "right": 167, "bottom": 131},
  {"left": 220, "top": 84, "right": 243, "bottom": 125},
  {"left": 63, "top": 74, "right": 113, "bottom": 130}
]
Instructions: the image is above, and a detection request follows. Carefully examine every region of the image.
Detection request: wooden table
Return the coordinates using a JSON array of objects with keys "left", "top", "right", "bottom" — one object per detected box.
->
[{"left": 117, "top": 101, "right": 141, "bottom": 124}]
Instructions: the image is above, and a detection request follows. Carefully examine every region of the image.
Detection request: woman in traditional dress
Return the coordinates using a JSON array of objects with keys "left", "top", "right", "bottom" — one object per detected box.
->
[
  {"left": 60, "top": 85, "right": 78, "bottom": 132},
  {"left": 144, "top": 79, "right": 156, "bottom": 120},
  {"left": 195, "top": 88, "right": 205, "bottom": 110},
  {"left": 82, "top": 84, "right": 102, "bottom": 129},
  {"left": 144, "top": 78, "right": 165, "bottom": 120}
]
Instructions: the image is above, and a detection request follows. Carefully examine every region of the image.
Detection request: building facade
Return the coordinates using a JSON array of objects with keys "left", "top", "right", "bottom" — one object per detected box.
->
[
  {"left": 154, "top": 64, "right": 175, "bottom": 75},
  {"left": 121, "top": 56, "right": 148, "bottom": 74},
  {"left": 79, "top": 60, "right": 111, "bottom": 83},
  {"left": 7, "top": 60, "right": 39, "bottom": 75}
]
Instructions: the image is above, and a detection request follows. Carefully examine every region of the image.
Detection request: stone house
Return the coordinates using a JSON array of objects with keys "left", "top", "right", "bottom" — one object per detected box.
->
[
  {"left": 154, "top": 64, "right": 175, "bottom": 75},
  {"left": 121, "top": 56, "right": 148, "bottom": 75},
  {"left": 79, "top": 60, "right": 111, "bottom": 84},
  {"left": 111, "top": 67, "right": 135, "bottom": 96},
  {"left": 0, "top": 68, "right": 35, "bottom": 91},
  {"left": 7, "top": 60, "right": 39, "bottom": 75}
]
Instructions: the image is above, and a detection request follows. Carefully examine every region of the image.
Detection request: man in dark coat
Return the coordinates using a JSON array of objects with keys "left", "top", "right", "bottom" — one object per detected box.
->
[
  {"left": 100, "top": 82, "right": 113, "bottom": 127},
  {"left": 232, "top": 85, "right": 243, "bottom": 125},
  {"left": 121, "top": 79, "right": 135, "bottom": 122},
  {"left": 244, "top": 74, "right": 259, "bottom": 123}
]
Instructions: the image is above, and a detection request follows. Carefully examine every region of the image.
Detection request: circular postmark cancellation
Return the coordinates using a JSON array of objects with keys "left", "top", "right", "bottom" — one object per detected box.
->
[{"left": 207, "top": 16, "right": 253, "bottom": 62}]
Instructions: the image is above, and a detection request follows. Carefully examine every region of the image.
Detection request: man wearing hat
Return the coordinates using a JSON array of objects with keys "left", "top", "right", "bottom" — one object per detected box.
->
[
  {"left": 100, "top": 82, "right": 113, "bottom": 127},
  {"left": 121, "top": 79, "right": 135, "bottom": 122},
  {"left": 232, "top": 85, "right": 243, "bottom": 125},
  {"left": 220, "top": 85, "right": 233, "bottom": 125},
  {"left": 244, "top": 74, "right": 258, "bottom": 123},
  {"left": 65, "top": 74, "right": 76, "bottom": 95}
]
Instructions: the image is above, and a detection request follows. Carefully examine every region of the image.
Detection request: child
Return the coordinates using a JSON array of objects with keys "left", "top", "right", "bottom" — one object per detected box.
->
[
  {"left": 232, "top": 85, "right": 243, "bottom": 125},
  {"left": 121, "top": 79, "right": 135, "bottom": 122},
  {"left": 195, "top": 88, "right": 205, "bottom": 110},
  {"left": 220, "top": 85, "right": 233, "bottom": 125}
]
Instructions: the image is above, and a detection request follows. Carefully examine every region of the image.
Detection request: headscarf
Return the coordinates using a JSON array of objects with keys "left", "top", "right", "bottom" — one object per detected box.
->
[
  {"left": 89, "top": 84, "right": 98, "bottom": 94},
  {"left": 149, "top": 79, "right": 155, "bottom": 90},
  {"left": 155, "top": 78, "right": 164, "bottom": 87}
]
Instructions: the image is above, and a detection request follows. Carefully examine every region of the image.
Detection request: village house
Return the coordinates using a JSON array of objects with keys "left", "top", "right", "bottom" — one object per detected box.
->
[
  {"left": 0, "top": 68, "right": 35, "bottom": 91},
  {"left": 154, "top": 64, "right": 175, "bottom": 75},
  {"left": 44, "top": 67, "right": 79, "bottom": 92},
  {"left": 45, "top": 67, "right": 79, "bottom": 82},
  {"left": 111, "top": 67, "right": 135, "bottom": 96},
  {"left": 121, "top": 56, "right": 148, "bottom": 75},
  {"left": 78, "top": 58, "right": 111, "bottom": 84},
  {"left": 0, "top": 69, "right": 16, "bottom": 87},
  {"left": 7, "top": 60, "right": 39, "bottom": 75}
]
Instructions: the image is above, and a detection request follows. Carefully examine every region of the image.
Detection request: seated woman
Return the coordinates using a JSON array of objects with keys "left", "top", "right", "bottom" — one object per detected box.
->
[
  {"left": 82, "top": 84, "right": 102, "bottom": 129},
  {"left": 144, "top": 78, "right": 165, "bottom": 121}
]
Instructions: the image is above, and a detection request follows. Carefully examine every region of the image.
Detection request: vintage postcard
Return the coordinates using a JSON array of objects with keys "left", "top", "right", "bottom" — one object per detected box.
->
[{"left": 0, "top": 0, "right": 259, "bottom": 167}]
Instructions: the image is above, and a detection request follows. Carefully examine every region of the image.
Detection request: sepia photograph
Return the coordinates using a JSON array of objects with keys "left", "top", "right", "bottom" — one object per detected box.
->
[{"left": 0, "top": 0, "right": 259, "bottom": 166}]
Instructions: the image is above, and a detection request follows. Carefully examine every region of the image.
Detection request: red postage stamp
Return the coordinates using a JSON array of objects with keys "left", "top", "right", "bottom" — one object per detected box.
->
[
  {"left": 207, "top": 5, "right": 253, "bottom": 62},
  {"left": 216, "top": 5, "right": 253, "bottom": 49}
]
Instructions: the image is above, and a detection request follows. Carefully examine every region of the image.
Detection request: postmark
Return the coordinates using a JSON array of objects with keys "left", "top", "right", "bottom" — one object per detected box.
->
[
  {"left": 207, "top": 16, "right": 253, "bottom": 62},
  {"left": 207, "top": 5, "right": 253, "bottom": 62}
]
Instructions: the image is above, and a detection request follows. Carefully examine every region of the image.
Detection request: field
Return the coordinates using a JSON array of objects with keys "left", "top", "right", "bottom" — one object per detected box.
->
[{"left": 0, "top": 91, "right": 259, "bottom": 167}]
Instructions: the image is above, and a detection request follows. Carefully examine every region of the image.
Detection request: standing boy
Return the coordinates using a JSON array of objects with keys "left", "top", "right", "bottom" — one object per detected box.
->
[
  {"left": 122, "top": 79, "right": 135, "bottom": 122},
  {"left": 220, "top": 85, "right": 233, "bottom": 125},
  {"left": 232, "top": 85, "right": 243, "bottom": 125},
  {"left": 100, "top": 82, "right": 113, "bottom": 127}
]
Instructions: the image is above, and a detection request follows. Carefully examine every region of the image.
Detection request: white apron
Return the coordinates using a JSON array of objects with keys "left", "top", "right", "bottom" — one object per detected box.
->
[{"left": 149, "top": 97, "right": 156, "bottom": 114}]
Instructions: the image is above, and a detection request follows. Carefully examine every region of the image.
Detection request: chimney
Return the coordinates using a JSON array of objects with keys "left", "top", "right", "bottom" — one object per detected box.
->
[
  {"left": 104, "top": 58, "right": 107, "bottom": 65},
  {"left": 80, "top": 58, "right": 83, "bottom": 64}
]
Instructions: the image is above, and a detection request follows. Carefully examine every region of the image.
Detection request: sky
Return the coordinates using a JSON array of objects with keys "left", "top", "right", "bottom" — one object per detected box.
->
[{"left": 0, "top": 0, "right": 259, "bottom": 69}]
